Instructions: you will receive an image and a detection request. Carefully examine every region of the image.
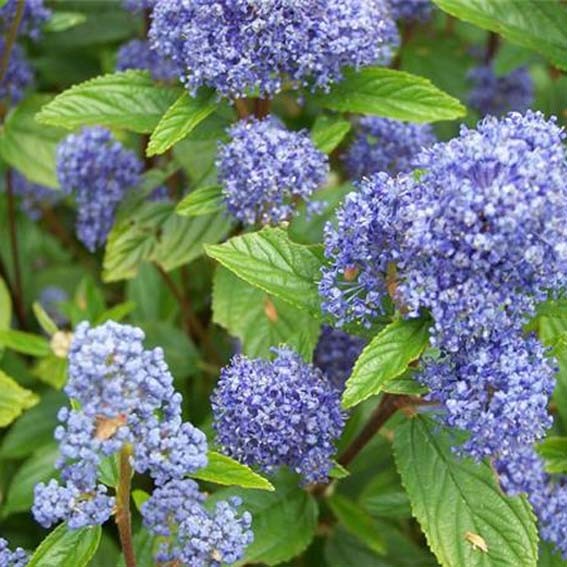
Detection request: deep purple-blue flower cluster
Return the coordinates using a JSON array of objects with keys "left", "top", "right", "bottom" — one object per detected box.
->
[
  {"left": 0, "top": 0, "right": 51, "bottom": 40},
  {"left": 212, "top": 347, "right": 346, "bottom": 484},
  {"left": 56, "top": 127, "right": 142, "bottom": 251},
  {"left": 150, "top": 0, "right": 399, "bottom": 98},
  {"left": 468, "top": 64, "right": 534, "bottom": 117},
  {"left": 0, "top": 538, "right": 28, "bottom": 567},
  {"left": 141, "top": 479, "right": 253, "bottom": 566},
  {"left": 116, "top": 39, "right": 180, "bottom": 82},
  {"left": 33, "top": 321, "right": 208, "bottom": 529},
  {"left": 0, "top": 41, "right": 33, "bottom": 108},
  {"left": 344, "top": 117, "right": 436, "bottom": 180},
  {"left": 217, "top": 118, "right": 329, "bottom": 225},
  {"left": 389, "top": 0, "right": 433, "bottom": 22},
  {"left": 10, "top": 171, "right": 63, "bottom": 220}
]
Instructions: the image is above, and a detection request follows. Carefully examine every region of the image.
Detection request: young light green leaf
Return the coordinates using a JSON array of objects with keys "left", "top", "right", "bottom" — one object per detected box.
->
[
  {"left": 98, "top": 454, "right": 120, "bottom": 487},
  {"left": 311, "top": 115, "right": 352, "bottom": 154},
  {"left": 132, "top": 489, "right": 150, "bottom": 513},
  {"left": 537, "top": 437, "right": 567, "bottom": 474},
  {"left": 328, "top": 493, "right": 386, "bottom": 555},
  {"left": 212, "top": 267, "right": 321, "bottom": 359},
  {"left": 0, "top": 329, "right": 51, "bottom": 357},
  {"left": 36, "top": 71, "right": 182, "bottom": 133},
  {"left": 94, "top": 301, "right": 136, "bottom": 325},
  {"left": 342, "top": 318, "right": 430, "bottom": 409},
  {"left": 28, "top": 523, "right": 101, "bottom": 567},
  {"left": 176, "top": 185, "right": 224, "bottom": 217},
  {"left": 0, "top": 370, "right": 39, "bottom": 427},
  {"left": 0, "top": 277, "right": 11, "bottom": 358},
  {"left": 329, "top": 462, "right": 350, "bottom": 480},
  {"left": 147, "top": 91, "right": 218, "bottom": 156},
  {"left": 0, "top": 95, "right": 67, "bottom": 188},
  {"left": 432, "top": 0, "right": 567, "bottom": 70},
  {"left": 33, "top": 301, "right": 59, "bottom": 336},
  {"left": 32, "top": 355, "right": 68, "bottom": 389},
  {"left": 44, "top": 11, "right": 87, "bottom": 33},
  {"left": 314, "top": 67, "right": 466, "bottom": 123},
  {"left": 394, "top": 416, "right": 538, "bottom": 567},
  {"left": 191, "top": 451, "right": 274, "bottom": 491},
  {"left": 206, "top": 227, "right": 325, "bottom": 317}
]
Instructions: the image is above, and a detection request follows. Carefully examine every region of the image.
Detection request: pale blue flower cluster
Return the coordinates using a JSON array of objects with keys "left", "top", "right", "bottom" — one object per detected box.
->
[
  {"left": 0, "top": 41, "right": 33, "bottom": 108},
  {"left": 33, "top": 321, "right": 208, "bottom": 529},
  {"left": 141, "top": 479, "right": 253, "bottom": 566},
  {"left": 0, "top": 538, "right": 28, "bottom": 567},
  {"left": 468, "top": 64, "right": 534, "bottom": 116},
  {"left": 116, "top": 39, "right": 180, "bottom": 82},
  {"left": 344, "top": 117, "right": 436, "bottom": 180},
  {"left": 149, "top": 0, "right": 399, "bottom": 98},
  {"left": 0, "top": 0, "right": 51, "bottom": 40},
  {"left": 56, "top": 127, "right": 142, "bottom": 251},
  {"left": 212, "top": 347, "right": 346, "bottom": 484},
  {"left": 217, "top": 118, "right": 329, "bottom": 225}
]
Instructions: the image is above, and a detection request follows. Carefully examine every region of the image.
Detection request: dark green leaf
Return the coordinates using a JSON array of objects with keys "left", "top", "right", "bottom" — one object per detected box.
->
[
  {"left": 394, "top": 416, "right": 538, "bottom": 567},
  {"left": 147, "top": 91, "right": 218, "bottom": 156},
  {"left": 342, "top": 318, "right": 430, "bottom": 409},
  {"left": 311, "top": 115, "right": 352, "bottom": 154},
  {"left": 44, "top": 12, "right": 87, "bottom": 33},
  {"left": 537, "top": 437, "right": 567, "bottom": 474},
  {"left": 36, "top": 71, "right": 182, "bottom": 134},
  {"left": 176, "top": 185, "right": 224, "bottom": 217},
  {"left": 0, "top": 329, "right": 51, "bottom": 357},
  {"left": 314, "top": 67, "right": 466, "bottom": 123}
]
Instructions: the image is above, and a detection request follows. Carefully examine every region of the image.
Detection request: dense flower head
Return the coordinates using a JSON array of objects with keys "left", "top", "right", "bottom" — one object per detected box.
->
[
  {"left": 344, "top": 117, "right": 436, "bottom": 179},
  {"left": 56, "top": 127, "right": 142, "bottom": 251},
  {"left": 0, "top": 0, "right": 51, "bottom": 40},
  {"left": 122, "top": 0, "right": 157, "bottom": 11},
  {"left": 468, "top": 64, "right": 534, "bottom": 116},
  {"left": 0, "top": 538, "right": 28, "bottom": 567},
  {"left": 11, "top": 171, "right": 63, "bottom": 220},
  {"left": 217, "top": 118, "right": 329, "bottom": 225},
  {"left": 0, "top": 41, "right": 33, "bottom": 108},
  {"left": 39, "top": 286, "right": 69, "bottom": 327},
  {"left": 496, "top": 447, "right": 567, "bottom": 558},
  {"left": 142, "top": 479, "right": 253, "bottom": 566},
  {"left": 212, "top": 347, "right": 346, "bottom": 484},
  {"left": 419, "top": 331, "right": 556, "bottom": 461},
  {"left": 33, "top": 321, "right": 208, "bottom": 529},
  {"left": 150, "top": 0, "right": 399, "bottom": 98},
  {"left": 314, "top": 326, "right": 366, "bottom": 389},
  {"left": 389, "top": 0, "right": 433, "bottom": 22},
  {"left": 116, "top": 39, "right": 180, "bottom": 82}
]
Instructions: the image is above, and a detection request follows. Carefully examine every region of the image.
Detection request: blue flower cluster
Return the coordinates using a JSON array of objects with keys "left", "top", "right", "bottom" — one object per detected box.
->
[
  {"left": 344, "top": 117, "right": 436, "bottom": 180},
  {"left": 0, "top": 0, "right": 51, "bottom": 40},
  {"left": 217, "top": 118, "right": 329, "bottom": 225},
  {"left": 468, "top": 64, "right": 534, "bottom": 116},
  {"left": 141, "top": 479, "right": 253, "bottom": 566},
  {"left": 122, "top": 0, "right": 156, "bottom": 11},
  {"left": 496, "top": 447, "right": 567, "bottom": 558},
  {"left": 0, "top": 41, "right": 33, "bottom": 108},
  {"left": 39, "top": 286, "right": 69, "bottom": 327},
  {"left": 150, "top": 0, "right": 399, "bottom": 98},
  {"left": 212, "top": 347, "right": 346, "bottom": 484},
  {"left": 56, "top": 127, "right": 142, "bottom": 252},
  {"left": 116, "top": 39, "right": 179, "bottom": 82},
  {"left": 314, "top": 326, "right": 366, "bottom": 389},
  {"left": 0, "top": 538, "right": 28, "bottom": 567},
  {"left": 33, "top": 321, "right": 208, "bottom": 529},
  {"left": 11, "top": 171, "right": 63, "bottom": 220},
  {"left": 389, "top": 0, "right": 433, "bottom": 22}
]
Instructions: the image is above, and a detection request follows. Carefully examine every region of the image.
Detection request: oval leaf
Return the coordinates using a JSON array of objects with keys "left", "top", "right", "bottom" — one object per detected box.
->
[
  {"left": 0, "top": 329, "right": 51, "bottom": 357},
  {"left": 176, "top": 185, "right": 224, "bottom": 217},
  {"left": 0, "top": 370, "right": 39, "bottom": 427}
]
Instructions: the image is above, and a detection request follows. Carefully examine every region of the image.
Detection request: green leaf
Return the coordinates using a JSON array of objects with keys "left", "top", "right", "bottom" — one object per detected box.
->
[
  {"left": 103, "top": 202, "right": 232, "bottom": 282},
  {"left": 328, "top": 493, "right": 387, "bottom": 555},
  {"left": 0, "top": 329, "right": 51, "bottom": 357},
  {"left": 538, "top": 542, "right": 567, "bottom": 567},
  {"left": 2, "top": 444, "right": 58, "bottom": 516},
  {"left": 0, "top": 370, "right": 38, "bottom": 427},
  {"left": 0, "top": 277, "right": 11, "bottom": 358},
  {"left": 382, "top": 370, "right": 428, "bottom": 396},
  {"left": 311, "top": 115, "right": 352, "bottom": 154},
  {"left": 32, "top": 355, "right": 68, "bottom": 389},
  {"left": 206, "top": 227, "right": 325, "bottom": 317},
  {"left": 147, "top": 91, "right": 218, "bottom": 156},
  {"left": 0, "top": 95, "right": 67, "bottom": 188},
  {"left": 131, "top": 489, "right": 150, "bottom": 513},
  {"left": 329, "top": 462, "right": 350, "bottom": 480},
  {"left": 33, "top": 301, "right": 59, "bottom": 335},
  {"left": 432, "top": 0, "right": 567, "bottom": 70},
  {"left": 176, "top": 185, "right": 224, "bottom": 217},
  {"left": 314, "top": 67, "right": 466, "bottom": 123},
  {"left": 342, "top": 318, "right": 430, "bottom": 409},
  {"left": 98, "top": 454, "right": 120, "bottom": 487},
  {"left": 36, "top": 71, "right": 182, "bottom": 134},
  {"left": 94, "top": 301, "right": 136, "bottom": 325},
  {"left": 116, "top": 529, "right": 156, "bottom": 567},
  {"left": 44, "top": 11, "right": 87, "bottom": 32},
  {"left": 28, "top": 523, "right": 101, "bottom": 567},
  {"left": 191, "top": 451, "right": 275, "bottom": 491},
  {"left": 394, "top": 416, "right": 538, "bottom": 567},
  {"left": 212, "top": 266, "right": 321, "bottom": 359},
  {"left": 537, "top": 437, "right": 567, "bottom": 474}
]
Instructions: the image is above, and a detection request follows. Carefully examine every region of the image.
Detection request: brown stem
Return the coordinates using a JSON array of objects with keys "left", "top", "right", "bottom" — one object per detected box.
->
[
  {"left": 391, "top": 23, "right": 416, "bottom": 70},
  {"left": 254, "top": 98, "right": 271, "bottom": 119},
  {"left": 0, "top": 0, "right": 24, "bottom": 85},
  {"left": 115, "top": 447, "right": 137, "bottom": 567},
  {"left": 484, "top": 32, "right": 500, "bottom": 64},
  {"left": 5, "top": 172, "right": 27, "bottom": 329},
  {"left": 234, "top": 99, "right": 251, "bottom": 120},
  {"left": 0, "top": 255, "right": 25, "bottom": 328}
]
